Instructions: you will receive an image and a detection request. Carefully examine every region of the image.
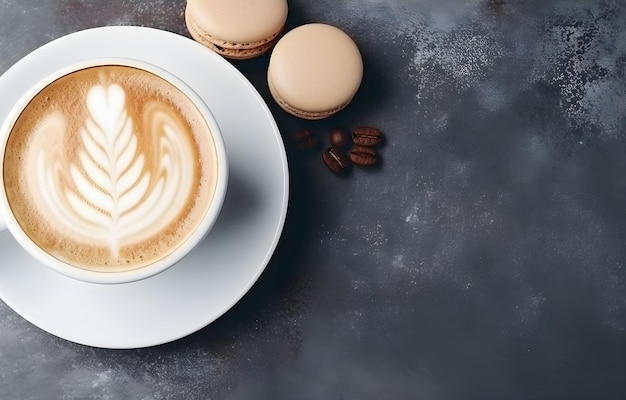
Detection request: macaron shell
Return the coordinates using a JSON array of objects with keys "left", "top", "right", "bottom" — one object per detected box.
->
[
  {"left": 186, "top": 0, "right": 288, "bottom": 44},
  {"left": 185, "top": 7, "right": 279, "bottom": 59},
  {"left": 267, "top": 74, "right": 338, "bottom": 119},
  {"left": 268, "top": 23, "right": 363, "bottom": 116}
]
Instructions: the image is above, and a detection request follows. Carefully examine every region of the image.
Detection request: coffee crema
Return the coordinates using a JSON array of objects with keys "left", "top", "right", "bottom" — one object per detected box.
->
[{"left": 3, "top": 65, "right": 219, "bottom": 272}]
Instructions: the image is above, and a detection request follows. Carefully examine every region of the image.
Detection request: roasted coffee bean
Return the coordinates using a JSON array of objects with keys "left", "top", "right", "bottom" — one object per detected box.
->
[
  {"left": 292, "top": 128, "right": 318, "bottom": 150},
  {"left": 322, "top": 147, "right": 349, "bottom": 173},
  {"left": 352, "top": 126, "right": 382, "bottom": 147},
  {"left": 329, "top": 127, "right": 349, "bottom": 148},
  {"left": 350, "top": 145, "right": 377, "bottom": 166}
]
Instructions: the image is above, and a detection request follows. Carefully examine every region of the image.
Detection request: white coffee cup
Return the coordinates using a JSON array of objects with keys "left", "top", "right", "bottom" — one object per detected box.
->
[{"left": 0, "top": 57, "right": 228, "bottom": 284}]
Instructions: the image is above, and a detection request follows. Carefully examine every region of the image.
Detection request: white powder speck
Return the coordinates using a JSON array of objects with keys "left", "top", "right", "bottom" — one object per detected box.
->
[
  {"left": 392, "top": 255, "right": 406, "bottom": 269},
  {"left": 514, "top": 294, "right": 547, "bottom": 329},
  {"left": 409, "top": 18, "right": 505, "bottom": 91},
  {"left": 92, "top": 371, "right": 112, "bottom": 388},
  {"left": 405, "top": 209, "right": 419, "bottom": 224},
  {"left": 527, "top": 6, "right": 626, "bottom": 138}
]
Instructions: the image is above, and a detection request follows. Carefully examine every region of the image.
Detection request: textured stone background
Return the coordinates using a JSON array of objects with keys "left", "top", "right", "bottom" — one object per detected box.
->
[{"left": 1, "top": 0, "right": 626, "bottom": 399}]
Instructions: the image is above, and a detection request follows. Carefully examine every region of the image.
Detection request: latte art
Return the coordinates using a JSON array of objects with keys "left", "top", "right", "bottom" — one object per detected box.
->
[
  {"left": 33, "top": 84, "right": 195, "bottom": 257},
  {"left": 4, "top": 65, "right": 218, "bottom": 272}
]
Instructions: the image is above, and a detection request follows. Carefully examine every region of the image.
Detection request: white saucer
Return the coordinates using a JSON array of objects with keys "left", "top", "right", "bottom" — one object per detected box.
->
[{"left": 0, "top": 27, "right": 289, "bottom": 348}]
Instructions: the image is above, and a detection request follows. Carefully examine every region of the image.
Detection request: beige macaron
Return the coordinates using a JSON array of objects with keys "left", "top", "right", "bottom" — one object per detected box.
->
[
  {"left": 267, "top": 23, "right": 363, "bottom": 120},
  {"left": 185, "top": 0, "right": 288, "bottom": 60}
]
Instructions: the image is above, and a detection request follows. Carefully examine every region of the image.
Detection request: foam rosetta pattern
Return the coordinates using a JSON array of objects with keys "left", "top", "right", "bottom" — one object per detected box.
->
[
  {"left": 3, "top": 64, "right": 220, "bottom": 272},
  {"left": 30, "top": 84, "right": 195, "bottom": 258}
]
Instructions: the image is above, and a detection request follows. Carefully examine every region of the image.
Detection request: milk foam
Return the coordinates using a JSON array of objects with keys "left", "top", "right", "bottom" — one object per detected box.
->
[
  {"left": 30, "top": 83, "right": 195, "bottom": 257},
  {"left": 4, "top": 65, "right": 217, "bottom": 271}
]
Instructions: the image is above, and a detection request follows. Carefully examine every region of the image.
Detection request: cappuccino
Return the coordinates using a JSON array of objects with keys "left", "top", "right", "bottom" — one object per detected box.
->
[{"left": 3, "top": 65, "right": 219, "bottom": 272}]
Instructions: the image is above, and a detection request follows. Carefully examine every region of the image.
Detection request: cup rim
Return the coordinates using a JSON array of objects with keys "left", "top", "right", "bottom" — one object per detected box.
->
[{"left": 0, "top": 57, "right": 229, "bottom": 285}]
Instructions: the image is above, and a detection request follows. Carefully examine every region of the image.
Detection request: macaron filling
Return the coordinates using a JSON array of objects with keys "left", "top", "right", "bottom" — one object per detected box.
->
[
  {"left": 267, "top": 74, "right": 346, "bottom": 119},
  {"left": 185, "top": 0, "right": 288, "bottom": 59}
]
